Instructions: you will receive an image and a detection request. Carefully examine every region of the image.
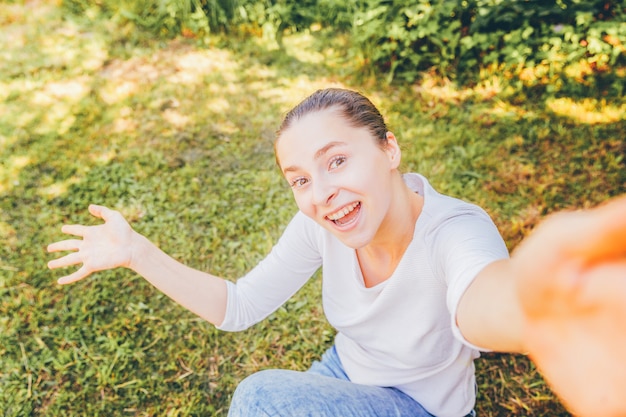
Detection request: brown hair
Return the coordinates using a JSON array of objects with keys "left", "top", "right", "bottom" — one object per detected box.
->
[{"left": 276, "top": 88, "right": 388, "bottom": 148}]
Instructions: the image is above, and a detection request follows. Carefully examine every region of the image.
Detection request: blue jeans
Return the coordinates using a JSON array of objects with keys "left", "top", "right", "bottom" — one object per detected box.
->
[{"left": 228, "top": 345, "right": 451, "bottom": 417}]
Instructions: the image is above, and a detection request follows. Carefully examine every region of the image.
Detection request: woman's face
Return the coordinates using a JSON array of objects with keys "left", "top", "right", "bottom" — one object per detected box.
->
[{"left": 275, "top": 108, "right": 401, "bottom": 249}]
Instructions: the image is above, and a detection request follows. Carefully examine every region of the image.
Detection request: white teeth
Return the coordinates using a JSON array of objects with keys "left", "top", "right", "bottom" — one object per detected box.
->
[{"left": 327, "top": 202, "right": 359, "bottom": 221}]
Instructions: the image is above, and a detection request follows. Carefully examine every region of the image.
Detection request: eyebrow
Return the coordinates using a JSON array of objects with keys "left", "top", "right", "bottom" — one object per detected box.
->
[{"left": 282, "top": 141, "right": 347, "bottom": 174}]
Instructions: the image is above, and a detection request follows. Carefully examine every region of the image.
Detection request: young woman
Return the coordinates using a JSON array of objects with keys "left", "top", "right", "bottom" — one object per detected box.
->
[{"left": 48, "top": 88, "right": 626, "bottom": 417}]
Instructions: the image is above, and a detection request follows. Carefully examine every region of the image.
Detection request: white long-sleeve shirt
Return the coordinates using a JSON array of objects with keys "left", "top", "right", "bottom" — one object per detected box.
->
[{"left": 218, "top": 173, "right": 509, "bottom": 417}]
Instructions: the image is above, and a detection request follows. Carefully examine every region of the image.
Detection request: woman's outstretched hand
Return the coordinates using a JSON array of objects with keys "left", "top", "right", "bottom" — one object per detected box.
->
[
  {"left": 48, "top": 204, "right": 136, "bottom": 284},
  {"left": 512, "top": 195, "right": 626, "bottom": 417}
]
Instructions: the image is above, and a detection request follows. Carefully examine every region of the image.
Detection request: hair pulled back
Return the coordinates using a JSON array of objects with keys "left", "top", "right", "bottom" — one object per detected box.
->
[{"left": 277, "top": 88, "right": 388, "bottom": 148}]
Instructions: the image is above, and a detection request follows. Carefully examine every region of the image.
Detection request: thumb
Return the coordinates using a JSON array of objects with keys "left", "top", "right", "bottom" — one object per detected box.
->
[
  {"left": 566, "top": 195, "right": 626, "bottom": 262},
  {"left": 88, "top": 204, "right": 117, "bottom": 222},
  {"left": 514, "top": 194, "right": 626, "bottom": 315}
]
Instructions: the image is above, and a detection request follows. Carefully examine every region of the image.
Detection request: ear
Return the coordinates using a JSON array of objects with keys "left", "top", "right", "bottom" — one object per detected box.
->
[{"left": 385, "top": 131, "right": 401, "bottom": 169}]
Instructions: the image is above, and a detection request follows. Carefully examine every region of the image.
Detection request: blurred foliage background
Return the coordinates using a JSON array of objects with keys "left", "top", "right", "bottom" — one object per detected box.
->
[
  {"left": 1, "top": 0, "right": 624, "bottom": 416},
  {"left": 64, "top": 0, "right": 626, "bottom": 91}
]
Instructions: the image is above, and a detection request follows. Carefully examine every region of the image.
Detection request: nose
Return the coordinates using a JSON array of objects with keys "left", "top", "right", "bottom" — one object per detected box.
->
[{"left": 311, "top": 175, "right": 337, "bottom": 207}]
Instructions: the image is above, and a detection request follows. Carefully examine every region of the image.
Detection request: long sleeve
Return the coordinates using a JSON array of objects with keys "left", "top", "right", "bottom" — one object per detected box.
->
[{"left": 217, "top": 212, "right": 323, "bottom": 331}]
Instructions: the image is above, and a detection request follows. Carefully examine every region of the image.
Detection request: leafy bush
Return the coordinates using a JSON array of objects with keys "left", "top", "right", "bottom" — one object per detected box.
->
[
  {"left": 351, "top": 0, "right": 625, "bottom": 91},
  {"left": 61, "top": 0, "right": 625, "bottom": 93},
  {"left": 62, "top": 0, "right": 240, "bottom": 36},
  {"left": 350, "top": 1, "right": 464, "bottom": 82},
  {"left": 237, "top": 0, "right": 357, "bottom": 45}
]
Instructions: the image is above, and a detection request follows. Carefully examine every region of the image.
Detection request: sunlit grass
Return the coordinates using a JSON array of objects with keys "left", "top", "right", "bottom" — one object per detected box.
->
[{"left": 547, "top": 97, "right": 626, "bottom": 124}]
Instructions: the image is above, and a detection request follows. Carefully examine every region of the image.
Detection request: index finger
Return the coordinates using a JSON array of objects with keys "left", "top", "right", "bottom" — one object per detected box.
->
[
  {"left": 47, "top": 239, "right": 82, "bottom": 253},
  {"left": 60, "top": 224, "right": 89, "bottom": 237}
]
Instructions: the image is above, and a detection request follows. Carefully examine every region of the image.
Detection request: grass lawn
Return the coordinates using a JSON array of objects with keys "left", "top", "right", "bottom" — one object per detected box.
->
[{"left": 1, "top": 2, "right": 624, "bottom": 416}]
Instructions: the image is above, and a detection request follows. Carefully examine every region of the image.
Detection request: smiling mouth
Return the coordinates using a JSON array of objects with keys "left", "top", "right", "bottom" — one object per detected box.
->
[{"left": 326, "top": 202, "right": 361, "bottom": 226}]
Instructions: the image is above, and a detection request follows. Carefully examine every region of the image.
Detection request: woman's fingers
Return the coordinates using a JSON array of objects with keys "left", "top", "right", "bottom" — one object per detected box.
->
[
  {"left": 89, "top": 204, "right": 118, "bottom": 222},
  {"left": 578, "top": 259, "right": 626, "bottom": 308},
  {"left": 57, "top": 205, "right": 117, "bottom": 238},
  {"left": 47, "top": 251, "right": 83, "bottom": 270},
  {"left": 526, "top": 259, "right": 626, "bottom": 417},
  {"left": 47, "top": 239, "right": 82, "bottom": 253},
  {"left": 565, "top": 195, "right": 626, "bottom": 260},
  {"left": 61, "top": 224, "right": 90, "bottom": 237},
  {"left": 48, "top": 205, "right": 125, "bottom": 285},
  {"left": 57, "top": 265, "right": 89, "bottom": 285}
]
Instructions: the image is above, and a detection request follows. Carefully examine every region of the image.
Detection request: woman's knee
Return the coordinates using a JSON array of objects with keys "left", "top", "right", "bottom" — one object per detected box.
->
[{"left": 228, "top": 369, "right": 300, "bottom": 416}]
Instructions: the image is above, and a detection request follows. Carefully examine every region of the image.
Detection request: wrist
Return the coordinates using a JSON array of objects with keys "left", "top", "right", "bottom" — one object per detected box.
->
[{"left": 127, "top": 231, "right": 151, "bottom": 271}]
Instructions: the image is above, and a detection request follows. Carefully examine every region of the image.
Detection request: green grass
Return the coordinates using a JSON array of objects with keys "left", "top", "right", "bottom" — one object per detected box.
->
[{"left": 1, "top": 2, "right": 625, "bottom": 416}]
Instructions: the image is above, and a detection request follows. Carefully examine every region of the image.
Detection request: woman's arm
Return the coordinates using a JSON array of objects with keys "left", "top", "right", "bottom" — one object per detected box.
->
[
  {"left": 47, "top": 204, "right": 227, "bottom": 326},
  {"left": 456, "top": 258, "right": 524, "bottom": 352},
  {"left": 458, "top": 194, "right": 626, "bottom": 416}
]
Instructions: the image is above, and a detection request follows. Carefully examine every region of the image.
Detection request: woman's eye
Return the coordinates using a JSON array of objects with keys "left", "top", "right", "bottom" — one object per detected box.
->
[
  {"left": 329, "top": 156, "right": 346, "bottom": 170},
  {"left": 290, "top": 177, "right": 309, "bottom": 188}
]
